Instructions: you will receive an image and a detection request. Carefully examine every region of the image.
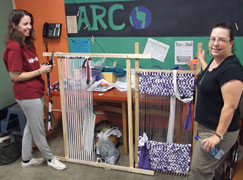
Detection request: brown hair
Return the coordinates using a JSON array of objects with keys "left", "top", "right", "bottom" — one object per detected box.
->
[
  {"left": 4, "top": 9, "right": 35, "bottom": 48},
  {"left": 212, "top": 22, "right": 235, "bottom": 53},
  {"left": 212, "top": 22, "right": 234, "bottom": 41}
]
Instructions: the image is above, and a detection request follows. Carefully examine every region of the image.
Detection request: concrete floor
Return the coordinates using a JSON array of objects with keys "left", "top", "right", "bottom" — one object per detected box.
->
[{"left": 0, "top": 125, "right": 242, "bottom": 180}]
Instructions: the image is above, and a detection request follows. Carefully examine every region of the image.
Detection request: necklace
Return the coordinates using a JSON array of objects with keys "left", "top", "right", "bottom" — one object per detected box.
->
[{"left": 199, "top": 70, "right": 208, "bottom": 85}]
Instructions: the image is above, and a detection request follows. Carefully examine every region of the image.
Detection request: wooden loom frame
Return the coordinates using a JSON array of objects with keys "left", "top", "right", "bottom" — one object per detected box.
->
[
  {"left": 133, "top": 42, "right": 202, "bottom": 169},
  {"left": 133, "top": 61, "right": 198, "bottom": 168},
  {"left": 43, "top": 43, "right": 154, "bottom": 175},
  {"left": 43, "top": 42, "right": 202, "bottom": 175}
]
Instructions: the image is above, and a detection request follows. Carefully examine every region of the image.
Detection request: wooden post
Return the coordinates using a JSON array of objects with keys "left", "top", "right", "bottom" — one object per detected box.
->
[
  {"left": 126, "top": 57, "right": 134, "bottom": 168},
  {"left": 57, "top": 57, "right": 68, "bottom": 159},
  {"left": 134, "top": 42, "right": 140, "bottom": 166},
  {"left": 197, "top": 42, "right": 203, "bottom": 74}
]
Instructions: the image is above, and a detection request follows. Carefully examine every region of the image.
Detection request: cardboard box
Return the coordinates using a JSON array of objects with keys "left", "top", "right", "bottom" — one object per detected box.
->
[{"left": 102, "top": 72, "right": 117, "bottom": 83}]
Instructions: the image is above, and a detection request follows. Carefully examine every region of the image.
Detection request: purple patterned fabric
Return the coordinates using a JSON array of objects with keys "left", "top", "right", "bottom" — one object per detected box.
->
[
  {"left": 138, "top": 140, "right": 191, "bottom": 174},
  {"left": 138, "top": 72, "right": 195, "bottom": 98},
  {"left": 138, "top": 72, "right": 193, "bottom": 174}
]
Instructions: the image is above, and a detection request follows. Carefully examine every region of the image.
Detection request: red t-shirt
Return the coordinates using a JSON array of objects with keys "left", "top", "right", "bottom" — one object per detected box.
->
[{"left": 2, "top": 40, "right": 45, "bottom": 99}]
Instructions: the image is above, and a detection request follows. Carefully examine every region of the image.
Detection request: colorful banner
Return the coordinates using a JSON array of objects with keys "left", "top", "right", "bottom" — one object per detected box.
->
[{"left": 65, "top": 0, "right": 243, "bottom": 37}]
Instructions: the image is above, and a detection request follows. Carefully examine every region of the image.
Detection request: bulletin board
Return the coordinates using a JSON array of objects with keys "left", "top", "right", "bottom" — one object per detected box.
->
[{"left": 65, "top": 0, "right": 243, "bottom": 69}]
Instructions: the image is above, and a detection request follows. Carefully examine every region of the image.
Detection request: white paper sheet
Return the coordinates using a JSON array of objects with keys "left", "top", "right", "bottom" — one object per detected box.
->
[
  {"left": 143, "top": 38, "right": 169, "bottom": 62},
  {"left": 175, "top": 41, "right": 193, "bottom": 65},
  {"left": 66, "top": 16, "right": 78, "bottom": 34}
]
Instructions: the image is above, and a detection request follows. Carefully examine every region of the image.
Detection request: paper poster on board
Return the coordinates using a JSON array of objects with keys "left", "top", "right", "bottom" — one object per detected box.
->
[
  {"left": 70, "top": 38, "right": 91, "bottom": 53},
  {"left": 175, "top": 41, "right": 193, "bottom": 65},
  {"left": 66, "top": 16, "right": 78, "bottom": 34},
  {"left": 143, "top": 38, "right": 169, "bottom": 62}
]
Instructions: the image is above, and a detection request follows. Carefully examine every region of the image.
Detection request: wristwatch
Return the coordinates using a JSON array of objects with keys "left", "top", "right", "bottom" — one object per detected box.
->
[{"left": 215, "top": 132, "right": 223, "bottom": 141}]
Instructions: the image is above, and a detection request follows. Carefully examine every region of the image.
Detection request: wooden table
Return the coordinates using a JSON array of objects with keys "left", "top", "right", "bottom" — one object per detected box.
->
[
  {"left": 93, "top": 88, "right": 128, "bottom": 155},
  {"left": 51, "top": 88, "right": 129, "bottom": 155}
]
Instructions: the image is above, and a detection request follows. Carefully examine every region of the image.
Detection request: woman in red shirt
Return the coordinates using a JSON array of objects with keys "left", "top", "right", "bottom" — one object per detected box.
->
[{"left": 3, "top": 9, "right": 66, "bottom": 170}]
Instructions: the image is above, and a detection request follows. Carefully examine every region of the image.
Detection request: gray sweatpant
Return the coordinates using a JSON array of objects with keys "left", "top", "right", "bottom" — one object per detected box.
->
[
  {"left": 16, "top": 97, "right": 54, "bottom": 161},
  {"left": 190, "top": 124, "right": 239, "bottom": 180}
]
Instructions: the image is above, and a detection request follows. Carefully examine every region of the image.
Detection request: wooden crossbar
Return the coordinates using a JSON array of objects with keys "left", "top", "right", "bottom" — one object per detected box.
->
[{"left": 43, "top": 52, "right": 152, "bottom": 59}]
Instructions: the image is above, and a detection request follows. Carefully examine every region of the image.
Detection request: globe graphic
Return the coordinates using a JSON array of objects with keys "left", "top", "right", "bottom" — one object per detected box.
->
[{"left": 129, "top": 6, "right": 152, "bottom": 30}]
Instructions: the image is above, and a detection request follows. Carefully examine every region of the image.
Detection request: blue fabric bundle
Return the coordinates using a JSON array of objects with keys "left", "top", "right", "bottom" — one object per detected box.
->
[{"left": 103, "top": 67, "right": 126, "bottom": 77}]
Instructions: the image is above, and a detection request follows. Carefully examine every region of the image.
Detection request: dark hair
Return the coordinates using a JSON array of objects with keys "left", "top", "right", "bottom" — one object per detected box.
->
[
  {"left": 212, "top": 22, "right": 235, "bottom": 53},
  {"left": 212, "top": 22, "right": 234, "bottom": 41},
  {"left": 4, "top": 9, "right": 35, "bottom": 48}
]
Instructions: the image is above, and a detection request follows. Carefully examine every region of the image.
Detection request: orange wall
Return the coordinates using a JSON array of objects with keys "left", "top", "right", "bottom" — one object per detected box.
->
[{"left": 14, "top": 0, "right": 68, "bottom": 109}]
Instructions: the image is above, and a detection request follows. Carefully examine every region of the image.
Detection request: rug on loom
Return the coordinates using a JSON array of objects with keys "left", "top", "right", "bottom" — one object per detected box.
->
[{"left": 138, "top": 140, "right": 191, "bottom": 175}]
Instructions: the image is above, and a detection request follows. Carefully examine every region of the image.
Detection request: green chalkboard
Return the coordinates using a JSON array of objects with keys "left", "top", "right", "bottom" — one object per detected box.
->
[
  {"left": 0, "top": 1, "right": 15, "bottom": 110},
  {"left": 78, "top": 37, "right": 243, "bottom": 70}
]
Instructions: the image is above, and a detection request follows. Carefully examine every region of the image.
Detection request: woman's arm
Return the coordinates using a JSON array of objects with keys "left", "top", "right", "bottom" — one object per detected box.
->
[
  {"left": 201, "top": 79, "right": 243, "bottom": 152},
  {"left": 216, "top": 79, "right": 243, "bottom": 137},
  {"left": 9, "top": 64, "right": 52, "bottom": 82}
]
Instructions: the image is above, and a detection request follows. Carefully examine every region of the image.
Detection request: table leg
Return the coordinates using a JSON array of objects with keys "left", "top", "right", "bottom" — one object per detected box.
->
[{"left": 122, "top": 102, "right": 128, "bottom": 155}]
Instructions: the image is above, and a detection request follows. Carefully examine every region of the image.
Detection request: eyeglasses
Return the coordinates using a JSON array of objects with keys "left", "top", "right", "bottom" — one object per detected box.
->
[{"left": 209, "top": 38, "right": 231, "bottom": 44}]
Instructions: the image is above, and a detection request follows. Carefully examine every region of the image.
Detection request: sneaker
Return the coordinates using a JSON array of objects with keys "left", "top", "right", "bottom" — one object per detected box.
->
[
  {"left": 47, "top": 157, "right": 67, "bottom": 170},
  {"left": 22, "top": 158, "right": 45, "bottom": 168}
]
